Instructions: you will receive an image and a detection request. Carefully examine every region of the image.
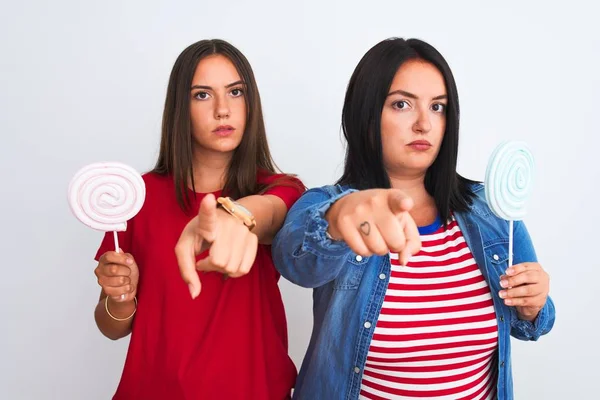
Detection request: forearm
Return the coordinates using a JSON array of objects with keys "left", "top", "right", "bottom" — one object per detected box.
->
[
  {"left": 272, "top": 187, "right": 357, "bottom": 288},
  {"left": 94, "top": 292, "right": 134, "bottom": 340},
  {"left": 236, "top": 195, "right": 286, "bottom": 244}
]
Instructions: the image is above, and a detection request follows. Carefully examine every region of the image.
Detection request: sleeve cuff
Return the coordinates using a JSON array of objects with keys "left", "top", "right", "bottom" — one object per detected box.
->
[{"left": 301, "top": 188, "right": 358, "bottom": 258}]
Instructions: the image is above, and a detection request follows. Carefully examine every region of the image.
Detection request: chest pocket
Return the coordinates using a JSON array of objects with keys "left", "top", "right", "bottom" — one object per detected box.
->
[
  {"left": 333, "top": 253, "right": 369, "bottom": 290},
  {"left": 483, "top": 240, "right": 509, "bottom": 280}
]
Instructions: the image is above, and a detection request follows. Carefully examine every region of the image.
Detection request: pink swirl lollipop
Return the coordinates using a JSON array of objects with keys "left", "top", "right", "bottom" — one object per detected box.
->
[{"left": 68, "top": 162, "right": 145, "bottom": 253}]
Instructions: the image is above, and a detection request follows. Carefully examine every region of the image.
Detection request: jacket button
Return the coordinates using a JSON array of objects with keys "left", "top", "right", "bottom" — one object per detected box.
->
[
  {"left": 379, "top": 273, "right": 386, "bottom": 280},
  {"left": 355, "top": 255, "right": 363, "bottom": 262},
  {"left": 500, "top": 316, "right": 504, "bottom": 322},
  {"left": 500, "top": 361, "right": 505, "bottom": 367},
  {"left": 493, "top": 254, "right": 500, "bottom": 261},
  {"left": 364, "top": 321, "right": 372, "bottom": 329},
  {"left": 354, "top": 367, "right": 360, "bottom": 373}
]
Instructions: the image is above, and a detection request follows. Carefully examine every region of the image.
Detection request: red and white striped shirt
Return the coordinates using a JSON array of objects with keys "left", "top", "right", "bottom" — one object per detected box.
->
[{"left": 360, "top": 217, "right": 499, "bottom": 400}]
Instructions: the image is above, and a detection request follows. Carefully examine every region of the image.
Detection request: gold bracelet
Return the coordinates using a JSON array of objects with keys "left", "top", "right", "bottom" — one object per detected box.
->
[{"left": 105, "top": 295, "right": 137, "bottom": 321}]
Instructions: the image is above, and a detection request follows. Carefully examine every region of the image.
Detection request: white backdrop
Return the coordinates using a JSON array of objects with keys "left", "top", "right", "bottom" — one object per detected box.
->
[{"left": 2, "top": 0, "right": 598, "bottom": 398}]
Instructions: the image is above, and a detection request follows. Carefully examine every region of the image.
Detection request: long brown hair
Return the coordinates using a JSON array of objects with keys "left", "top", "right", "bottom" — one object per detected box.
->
[{"left": 153, "top": 39, "right": 289, "bottom": 212}]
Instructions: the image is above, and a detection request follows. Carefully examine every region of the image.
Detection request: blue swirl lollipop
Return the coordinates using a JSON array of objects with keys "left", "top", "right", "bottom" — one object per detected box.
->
[{"left": 485, "top": 141, "right": 535, "bottom": 266}]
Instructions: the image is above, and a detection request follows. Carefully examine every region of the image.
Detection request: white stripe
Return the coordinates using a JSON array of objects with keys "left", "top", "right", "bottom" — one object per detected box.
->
[
  {"left": 419, "top": 237, "right": 467, "bottom": 254},
  {"left": 380, "top": 293, "right": 492, "bottom": 310},
  {"left": 360, "top": 367, "right": 493, "bottom": 400},
  {"left": 374, "top": 318, "right": 498, "bottom": 336},
  {"left": 388, "top": 257, "right": 478, "bottom": 275},
  {"left": 391, "top": 268, "right": 483, "bottom": 285},
  {"left": 369, "top": 332, "right": 498, "bottom": 349},
  {"left": 378, "top": 305, "right": 496, "bottom": 322},
  {"left": 364, "top": 357, "right": 490, "bottom": 379},
  {"left": 407, "top": 245, "right": 473, "bottom": 263},
  {"left": 366, "top": 343, "right": 497, "bottom": 360},
  {"left": 361, "top": 360, "right": 491, "bottom": 393},
  {"left": 366, "top": 349, "right": 496, "bottom": 368},
  {"left": 419, "top": 224, "right": 461, "bottom": 242}
]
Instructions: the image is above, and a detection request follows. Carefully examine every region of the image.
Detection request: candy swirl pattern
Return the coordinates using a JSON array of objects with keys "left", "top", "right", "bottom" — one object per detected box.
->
[
  {"left": 68, "top": 162, "right": 145, "bottom": 232},
  {"left": 484, "top": 141, "right": 534, "bottom": 221}
]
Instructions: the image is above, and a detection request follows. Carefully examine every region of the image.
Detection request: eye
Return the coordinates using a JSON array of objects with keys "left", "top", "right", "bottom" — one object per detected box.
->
[
  {"left": 194, "top": 91, "right": 211, "bottom": 100},
  {"left": 431, "top": 103, "right": 446, "bottom": 113},
  {"left": 230, "top": 88, "right": 244, "bottom": 97},
  {"left": 392, "top": 100, "right": 410, "bottom": 110}
]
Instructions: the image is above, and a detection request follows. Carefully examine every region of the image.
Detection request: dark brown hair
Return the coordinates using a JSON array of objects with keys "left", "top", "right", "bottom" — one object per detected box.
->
[
  {"left": 338, "top": 38, "right": 477, "bottom": 224},
  {"left": 153, "top": 39, "right": 297, "bottom": 212}
]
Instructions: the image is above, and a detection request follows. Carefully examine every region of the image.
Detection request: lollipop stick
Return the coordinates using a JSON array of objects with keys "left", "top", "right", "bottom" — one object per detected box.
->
[
  {"left": 113, "top": 231, "right": 126, "bottom": 300},
  {"left": 114, "top": 231, "right": 120, "bottom": 254},
  {"left": 508, "top": 220, "right": 513, "bottom": 267}
]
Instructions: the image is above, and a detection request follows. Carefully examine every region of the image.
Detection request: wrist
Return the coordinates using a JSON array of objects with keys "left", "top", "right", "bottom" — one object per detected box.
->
[
  {"left": 105, "top": 296, "right": 137, "bottom": 320},
  {"left": 517, "top": 306, "right": 540, "bottom": 322},
  {"left": 324, "top": 198, "right": 345, "bottom": 239}
]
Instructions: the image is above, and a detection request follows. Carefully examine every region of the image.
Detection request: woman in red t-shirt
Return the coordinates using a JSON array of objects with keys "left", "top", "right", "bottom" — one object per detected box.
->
[{"left": 92, "top": 39, "right": 304, "bottom": 400}]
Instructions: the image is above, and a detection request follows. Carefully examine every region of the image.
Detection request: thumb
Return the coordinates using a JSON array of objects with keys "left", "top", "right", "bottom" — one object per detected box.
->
[
  {"left": 197, "top": 193, "right": 218, "bottom": 243},
  {"left": 387, "top": 189, "right": 414, "bottom": 215}
]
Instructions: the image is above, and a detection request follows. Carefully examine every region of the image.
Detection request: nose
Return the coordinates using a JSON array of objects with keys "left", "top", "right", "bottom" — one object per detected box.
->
[
  {"left": 413, "top": 107, "right": 431, "bottom": 134},
  {"left": 214, "top": 93, "right": 230, "bottom": 120}
]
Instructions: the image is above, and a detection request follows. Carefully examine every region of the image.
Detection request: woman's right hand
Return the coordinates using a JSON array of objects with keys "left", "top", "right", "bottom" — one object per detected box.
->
[
  {"left": 95, "top": 250, "right": 139, "bottom": 302},
  {"left": 325, "top": 189, "right": 421, "bottom": 264}
]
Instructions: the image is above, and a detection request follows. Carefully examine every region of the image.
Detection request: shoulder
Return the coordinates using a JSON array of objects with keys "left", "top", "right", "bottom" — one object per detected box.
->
[
  {"left": 463, "top": 182, "right": 495, "bottom": 219},
  {"left": 140, "top": 171, "right": 174, "bottom": 196}
]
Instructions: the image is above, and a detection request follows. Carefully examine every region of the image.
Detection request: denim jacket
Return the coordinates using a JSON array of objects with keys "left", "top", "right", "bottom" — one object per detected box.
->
[{"left": 272, "top": 184, "right": 555, "bottom": 400}]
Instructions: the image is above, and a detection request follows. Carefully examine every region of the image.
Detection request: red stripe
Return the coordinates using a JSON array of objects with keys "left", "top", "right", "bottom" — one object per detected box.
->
[
  {"left": 361, "top": 364, "right": 490, "bottom": 397},
  {"left": 413, "top": 240, "right": 469, "bottom": 258},
  {"left": 363, "top": 358, "right": 488, "bottom": 385},
  {"left": 376, "top": 312, "right": 497, "bottom": 329},
  {"left": 367, "top": 348, "right": 495, "bottom": 364},
  {"left": 359, "top": 389, "right": 389, "bottom": 400},
  {"left": 367, "top": 337, "right": 498, "bottom": 355},
  {"left": 456, "top": 367, "right": 497, "bottom": 400},
  {"left": 380, "top": 299, "right": 494, "bottom": 316},
  {"left": 419, "top": 226, "right": 461, "bottom": 247},
  {"left": 385, "top": 275, "right": 486, "bottom": 291},
  {"left": 372, "top": 325, "right": 498, "bottom": 343},
  {"left": 365, "top": 353, "right": 491, "bottom": 373},
  {"left": 391, "top": 262, "right": 478, "bottom": 279},
  {"left": 381, "top": 286, "right": 491, "bottom": 304},
  {"left": 393, "top": 251, "right": 476, "bottom": 268}
]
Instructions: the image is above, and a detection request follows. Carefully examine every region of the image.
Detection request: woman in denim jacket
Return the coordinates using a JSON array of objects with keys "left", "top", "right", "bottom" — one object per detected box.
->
[{"left": 272, "top": 37, "right": 554, "bottom": 400}]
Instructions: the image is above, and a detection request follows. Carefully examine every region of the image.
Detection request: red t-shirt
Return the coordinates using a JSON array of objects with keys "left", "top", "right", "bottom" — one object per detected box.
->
[{"left": 95, "top": 172, "right": 303, "bottom": 400}]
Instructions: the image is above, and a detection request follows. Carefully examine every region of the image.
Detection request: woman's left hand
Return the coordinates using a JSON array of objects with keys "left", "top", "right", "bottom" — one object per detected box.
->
[{"left": 498, "top": 262, "right": 550, "bottom": 321}]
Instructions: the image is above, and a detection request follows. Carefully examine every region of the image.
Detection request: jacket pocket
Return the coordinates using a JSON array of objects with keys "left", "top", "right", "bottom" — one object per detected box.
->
[
  {"left": 333, "top": 253, "right": 369, "bottom": 290},
  {"left": 483, "top": 240, "right": 510, "bottom": 278}
]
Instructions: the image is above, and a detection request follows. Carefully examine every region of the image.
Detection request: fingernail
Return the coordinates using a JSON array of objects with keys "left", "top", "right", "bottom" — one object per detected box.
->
[
  {"left": 506, "top": 268, "right": 514, "bottom": 275},
  {"left": 126, "top": 258, "right": 133, "bottom": 265},
  {"left": 504, "top": 299, "right": 513, "bottom": 306},
  {"left": 499, "top": 290, "right": 506, "bottom": 298},
  {"left": 500, "top": 280, "right": 508, "bottom": 288},
  {"left": 188, "top": 283, "right": 197, "bottom": 299}
]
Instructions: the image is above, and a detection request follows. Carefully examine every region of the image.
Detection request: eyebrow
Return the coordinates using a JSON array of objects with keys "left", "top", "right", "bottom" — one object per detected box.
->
[
  {"left": 387, "top": 89, "right": 447, "bottom": 101},
  {"left": 190, "top": 80, "right": 245, "bottom": 90}
]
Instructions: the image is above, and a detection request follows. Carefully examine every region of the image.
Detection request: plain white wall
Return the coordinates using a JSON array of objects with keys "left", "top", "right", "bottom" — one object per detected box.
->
[{"left": 2, "top": 0, "right": 598, "bottom": 398}]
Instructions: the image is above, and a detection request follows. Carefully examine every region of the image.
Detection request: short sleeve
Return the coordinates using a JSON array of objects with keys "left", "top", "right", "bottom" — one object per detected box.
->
[{"left": 261, "top": 174, "right": 306, "bottom": 210}]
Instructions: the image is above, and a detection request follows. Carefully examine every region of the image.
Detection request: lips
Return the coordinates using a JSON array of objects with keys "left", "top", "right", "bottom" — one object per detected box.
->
[
  {"left": 407, "top": 140, "right": 432, "bottom": 151},
  {"left": 213, "top": 125, "right": 235, "bottom": 136}
]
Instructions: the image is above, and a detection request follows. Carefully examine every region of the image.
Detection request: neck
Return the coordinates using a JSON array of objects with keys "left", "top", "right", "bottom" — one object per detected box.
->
[
  {"left": 388, "top": 170, "right": 438, "bottom": 227},
  {"left": 190, "top": 146, "right": 233, "bottom": 193}
]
